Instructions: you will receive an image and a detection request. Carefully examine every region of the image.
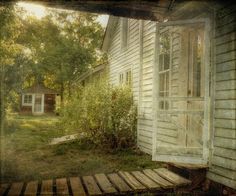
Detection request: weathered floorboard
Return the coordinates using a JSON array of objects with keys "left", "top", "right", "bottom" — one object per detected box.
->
[
  {"left": 107, "top": 173, "right": 132, "bottom": 193},
  {"left": 0, "top": 184, "right": 9, "bottom": 196},
  {"left": 131, "top": 171, "right": 161, "bottom": 189},
  {"left": 143, "top": 169, "right": 173, "bottom": 188},
  {"left": 94, "top": 173, "right": 117, "bottom": 194},
  {"left": 83, "top": 176, "right": 102, "bottom": 195},
  {"left": 69, "top": 177, "right": 86, "bottom": 196},
  {"left": 41, "top": 179, "right": 53, "bottom": 195},
  {"left": 24, "top": 181, "right": 38, "bottom": 196},
  {"left": 1, "top": 167, "right": 193, "bottom": 195},
  {"left": 7, "top": 182, "right": 24, "bottom": 196},
  {"left": 56, "top": 178, "right": 69, "bottom": 196},
  {"left": 154, "top": 168, "right": 191, "bottom": 186},
  {"left": 118, "top": 171, "right": 146, "bottom": 191}
]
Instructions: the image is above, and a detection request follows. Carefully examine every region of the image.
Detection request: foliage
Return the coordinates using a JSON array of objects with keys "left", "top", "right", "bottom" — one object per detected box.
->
[
  {"left": 60, "top": 81, "right": 137, "bottom": 150},
  {"left": 0, "top": 5, "right": 105, "bottom": 121},
  {"left": 0, "top": 6, "right": 27, "bottom": 132},
  {"left": 17, "top": 10, "right": 105, "bottom": 101},
  {"left": 1, "top": 114, "right": 158, "bottom": 183}
]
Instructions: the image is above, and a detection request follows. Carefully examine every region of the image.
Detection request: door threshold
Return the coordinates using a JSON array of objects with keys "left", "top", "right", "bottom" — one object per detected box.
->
[{"left": 167, "top": 162, "right": 209, "bottom": 170}]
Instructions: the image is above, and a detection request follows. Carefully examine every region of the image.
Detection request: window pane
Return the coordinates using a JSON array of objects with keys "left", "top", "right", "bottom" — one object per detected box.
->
[
  {"left": 159, "top": 74, "right": 165, "bottom": 93},
  {"left": 159, "top": 54, "right": 164, "bottom": 71},
  {"left": 165, "top": 73, "right": 169, "bottom": 92},
  {"left": 164, "top": 53, "right": 170, "bottom": 70},
  {"left": 159, "top": 101, "right": 164, "bottom": 109},
  {"left": 24, "top": 95, "right": 32, "bottom": 104}
]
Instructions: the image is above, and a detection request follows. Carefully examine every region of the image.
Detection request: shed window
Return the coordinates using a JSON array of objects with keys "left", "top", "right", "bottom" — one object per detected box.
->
[
  {"left": 121, "top": 18, "right": 128, "bottom": 49},
  {"left": 159, "top": 32, "right": 170, "bottom": 110},
  {"left": 23, "top": 94, "right": 32, "bottom": 104}
]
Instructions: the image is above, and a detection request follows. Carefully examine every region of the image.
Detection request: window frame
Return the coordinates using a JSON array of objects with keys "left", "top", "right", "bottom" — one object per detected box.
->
[
  {"left": 22, "top": 94, "right": 33, "bottom": 106},
  {"left": 158, "top": 30, "right": 171, "bottom": 110}
]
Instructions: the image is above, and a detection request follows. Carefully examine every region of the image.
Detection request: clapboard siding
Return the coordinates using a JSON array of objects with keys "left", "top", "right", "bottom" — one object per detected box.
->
[
  {"left": 108, "top": 18, "right": 140, "bottom": 103},
  {"left": 107, "top": 18, "right": 155, "bottom": 154},
  {"left": 137, "top": 20, "right": 156, "bottom": 154},
  {"left": 207, "top": 5, "right": 236, "bottom": 189}
]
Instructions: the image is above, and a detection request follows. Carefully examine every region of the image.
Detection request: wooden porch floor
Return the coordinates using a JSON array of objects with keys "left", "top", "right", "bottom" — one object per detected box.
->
[{"left": 0, "top": 168, "right": 191, "bottom": 195}]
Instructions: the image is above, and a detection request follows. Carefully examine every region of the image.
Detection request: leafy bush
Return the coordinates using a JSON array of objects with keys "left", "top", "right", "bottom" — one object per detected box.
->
[{"left": 60, "top": 80, "right": 137, "bottom": 150}]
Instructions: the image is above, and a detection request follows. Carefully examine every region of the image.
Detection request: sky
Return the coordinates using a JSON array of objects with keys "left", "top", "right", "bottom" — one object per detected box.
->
[{"left": 17, "top": 2, "right": 109, "bottom": 28}]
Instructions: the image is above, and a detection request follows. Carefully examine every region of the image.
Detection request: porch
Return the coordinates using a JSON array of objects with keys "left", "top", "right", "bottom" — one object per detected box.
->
[{"left": 1, "top": 167, "right": 193, "bottom": 195}]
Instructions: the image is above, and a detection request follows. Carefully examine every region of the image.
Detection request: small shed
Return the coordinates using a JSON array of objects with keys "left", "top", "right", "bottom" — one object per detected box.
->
[{"left": 20, "top": 83, "right": 58, "bottom": 115}]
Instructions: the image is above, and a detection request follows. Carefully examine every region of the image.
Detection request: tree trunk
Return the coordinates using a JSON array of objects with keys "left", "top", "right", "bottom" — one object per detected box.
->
[{"left": 60, "top": 82, "right": 64, "bottom": 107}]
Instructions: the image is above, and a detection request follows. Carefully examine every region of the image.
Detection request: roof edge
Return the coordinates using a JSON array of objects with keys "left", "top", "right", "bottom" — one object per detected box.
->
[{"left": 101, "top": 16, "right": 118, "bottom": 52}]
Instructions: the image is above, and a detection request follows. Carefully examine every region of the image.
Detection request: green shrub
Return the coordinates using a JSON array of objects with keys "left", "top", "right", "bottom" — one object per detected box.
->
[{"left": 60, "top": 80, "right": 137, "bottom": 150}]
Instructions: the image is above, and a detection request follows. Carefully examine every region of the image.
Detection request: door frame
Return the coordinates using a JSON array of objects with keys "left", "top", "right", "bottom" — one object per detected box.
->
[
  {"left": 32, "top": 94, "right": 44, "bottom": 114},
  {"left": 152, "top": 18, "right": 211, "bottom": 165}
]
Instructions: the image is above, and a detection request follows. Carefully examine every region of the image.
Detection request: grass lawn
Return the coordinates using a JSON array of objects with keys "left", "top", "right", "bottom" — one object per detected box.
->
[{"left": 0, "top": 114, "right": 160, "bottom": 184}]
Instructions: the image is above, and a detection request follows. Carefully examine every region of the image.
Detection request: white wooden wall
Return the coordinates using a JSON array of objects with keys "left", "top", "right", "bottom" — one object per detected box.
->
[
  {"left": 137, "top": 20, "right": 156, "bottom": 154},
  {"left": 108, "top": 18, "right": 156, "bottom": 154},
  {"left": 108, "top": 18, "right": 140, "bottom": 102},
  {"left": 107, "top": 9, "right": 236, "bottom": 189},
  {"left": 206, "top": 5, "right": 236, "bottom": 189}
]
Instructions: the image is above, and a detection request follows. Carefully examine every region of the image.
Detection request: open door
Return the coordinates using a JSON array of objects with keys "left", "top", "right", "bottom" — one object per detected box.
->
[{"left": 152, "top": 18, "right": 210, "bottom": 165}]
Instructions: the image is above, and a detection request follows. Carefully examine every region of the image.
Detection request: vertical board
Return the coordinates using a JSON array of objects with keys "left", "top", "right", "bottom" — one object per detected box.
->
[
  {"left": 24, "top": 181, "right": 38, "bottom": 196},
  {"left": 41, "top": 179, "right": 53, "bottom": 195},
  {"left": 7, "top": 183, "right": 24, "bottom": 196},
  {"left": 82, "top": 176, "right": 102, "bottom": 195},
  {"left": 56, "top": 178, "right": 69, "bottom": 196},
  {"left": 69, "top": 177, "right": 86, "bottom": 196}
]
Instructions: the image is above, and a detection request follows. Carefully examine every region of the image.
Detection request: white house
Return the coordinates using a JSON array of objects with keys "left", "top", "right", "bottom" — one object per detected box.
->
[{"left": 102, "top": 2, "right": 236, "bottom": 189}]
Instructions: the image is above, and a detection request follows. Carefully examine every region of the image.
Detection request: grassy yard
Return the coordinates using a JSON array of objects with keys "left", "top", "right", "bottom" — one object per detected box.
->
[{"left": 1, "top": 114, "right": 160, "bottom": 184}]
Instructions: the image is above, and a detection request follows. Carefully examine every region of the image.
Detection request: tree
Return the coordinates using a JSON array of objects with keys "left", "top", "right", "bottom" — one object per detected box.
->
[
  {"left": 0, "top": 6, "right": 28, "bottom": 131},
  {"left": 18, "top": 10, "right": 105, "bottom": 102}
]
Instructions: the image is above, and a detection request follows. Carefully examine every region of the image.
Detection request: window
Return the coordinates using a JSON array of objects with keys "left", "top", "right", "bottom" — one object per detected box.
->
[
  {"left": 119, "top": 73, "right": 124, "bottom": 84},
  {"left": 23, "top": 94, "right": 32, "bottom": 105},
  {"left": 119, "top": 69, "right": 132, "bottom": 86},
  {"left": 159, "top": 32, "right": 170, "bottom": 110},
  {"left": 121, "top": 18, "right": 128, "bottom": 49},
  {"left": 193, "top": 33, "right": 203, "bottom": 97},
  {"left": 126, "top": 70, "right": 132, "bottom": 86}
]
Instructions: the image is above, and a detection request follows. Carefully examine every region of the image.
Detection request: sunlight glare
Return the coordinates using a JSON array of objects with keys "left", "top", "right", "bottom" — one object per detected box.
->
[{"left": 17, "top": 2, "right": 46, "bottom": 19}]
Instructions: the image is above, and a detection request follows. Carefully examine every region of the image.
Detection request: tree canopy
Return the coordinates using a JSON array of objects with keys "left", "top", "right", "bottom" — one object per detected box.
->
[{"left": 0, "top": 4, "right": 106, "bottom": 128}]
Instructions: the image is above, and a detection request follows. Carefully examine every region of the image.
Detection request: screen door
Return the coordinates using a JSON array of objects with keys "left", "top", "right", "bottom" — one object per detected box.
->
[
  {"left": 152, "top": 19, "right": 210, "bottom": 165},
  {"left": 34, "top": 94, "right": 43, "bottom": 114}
]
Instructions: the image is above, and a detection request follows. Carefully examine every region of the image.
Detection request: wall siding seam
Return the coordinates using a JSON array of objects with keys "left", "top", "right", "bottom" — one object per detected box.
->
[
  {"left": 216, "top": 49, "right": 236, "bottom": 56},
  {"left": 215, "top": 30, "right": 236, "bottom": 39}
]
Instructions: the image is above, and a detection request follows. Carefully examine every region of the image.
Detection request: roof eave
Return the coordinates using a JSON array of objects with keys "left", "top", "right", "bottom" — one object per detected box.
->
[{"left": 101, "top": 16, "right": 118, "bottom": 52}]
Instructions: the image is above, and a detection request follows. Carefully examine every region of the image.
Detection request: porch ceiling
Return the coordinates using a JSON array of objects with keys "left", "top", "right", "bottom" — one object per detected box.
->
[{"left": 7, "top": 0, "right": 221, "bottom": 21}]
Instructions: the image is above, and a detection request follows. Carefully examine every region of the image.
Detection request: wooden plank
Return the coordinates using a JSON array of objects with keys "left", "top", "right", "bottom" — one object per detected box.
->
[
  {"left": 154, "top": 168, "right": 191, "bottom": 186},
  {"left": 0, "top": 184, "right": 9, "bottom": 196},
  {"left": 69, "top": 177, "right": 86, "bottom": 196},
  {"left": 118, "top": 171, "right": 146, "bottom": 191},
  {"left": 107, "top": 173, "right": 132, "bottom": 193},
  {"left": 24, "top": 181, "right": 38, "bottom": 196},
  {"left": 56, "top": 178, "right": 69, "bottom": 196},
  {"left": 41, "top": 179, "right": 53, "bottom": 195},
  {"left": 94, "top": 173, "right": 117, "bottom": 194},
  {"left": 143, "top": 169, "right": 173, "bottom": 188},
  {"left": 82, "top": 176, "right": 102, "bottom": 195},
  {"left": 131, "top": 171, "right": 160, "bottom": 189},
  {"left": 7, "top": 182, "right": 24, "bottom": 196}
]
